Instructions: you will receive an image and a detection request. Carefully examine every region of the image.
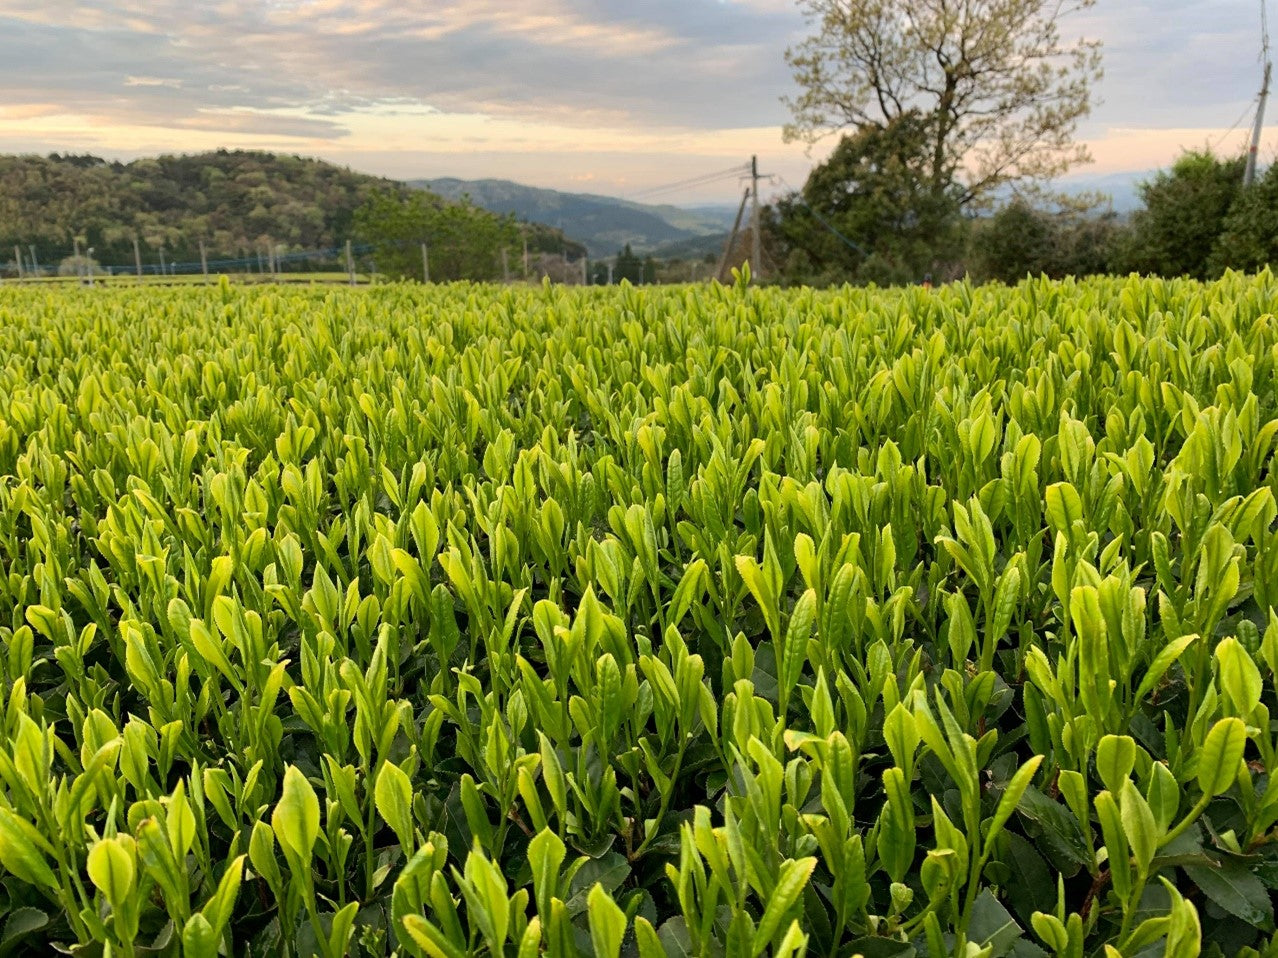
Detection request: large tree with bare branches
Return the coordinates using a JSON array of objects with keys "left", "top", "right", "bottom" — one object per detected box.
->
[{"left": 784, "top": 0, "right": 1103, "bottom": 208}]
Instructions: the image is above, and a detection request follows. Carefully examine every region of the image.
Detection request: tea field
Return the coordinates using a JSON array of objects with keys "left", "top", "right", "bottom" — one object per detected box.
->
[{"left": 0, "top": 274, "right": 1275, "bottom": 957}]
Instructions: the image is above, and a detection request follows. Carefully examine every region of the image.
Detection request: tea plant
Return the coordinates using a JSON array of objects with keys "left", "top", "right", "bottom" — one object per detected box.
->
[{"left": 0, "top": 271, "right": 1275, "bottom": 956}]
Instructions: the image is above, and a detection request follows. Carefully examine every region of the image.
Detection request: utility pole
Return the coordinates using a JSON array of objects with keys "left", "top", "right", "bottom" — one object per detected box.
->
[
  {"left": 199, "top": 239, "right": 209, "bottom": 282},
  {"left": 751, "top": 155, "right": 761, "bottom": 279},
  {"left": 716, "top": 188, "right": 751, "bottom": 282},
  {"left": 346, "top": 239, "right": 356, "bottom": 286},
  {"left": 133, "top": 237, "right": 143, "bottom": 278},
  {"left": 1245, "top": 2, "right": 1272, "bottom": 188},
  {"left": 421, "top": 242, "right": 430, "bottom": 283}
]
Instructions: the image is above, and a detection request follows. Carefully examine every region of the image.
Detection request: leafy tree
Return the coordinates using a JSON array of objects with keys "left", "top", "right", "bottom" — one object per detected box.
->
[
  {"left": 354, "top": 189, "right": 520, "bottom": 282},
  {"left": 1210, "top": 159, "right": 1278, "bottom": 273},
  {"left": 969, "top": 199, "right": 1123, "bottom": 282},
  {"left": 767, "top": 113, "right": 964, "bottom": 285},
  {"left": 1118, "top": 150, "right": 1244, "bottom": 279},
  {"left": 784, "top": 0, "right": 1102, "bottom": 207},
  {"left": 614, "top": 244, "right": 645, "bottom": 284}
]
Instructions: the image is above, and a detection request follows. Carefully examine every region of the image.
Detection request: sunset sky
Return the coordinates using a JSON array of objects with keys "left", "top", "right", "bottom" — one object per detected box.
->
[{"left": 1, "top": 0, "right": 1274, "bottom": 204}]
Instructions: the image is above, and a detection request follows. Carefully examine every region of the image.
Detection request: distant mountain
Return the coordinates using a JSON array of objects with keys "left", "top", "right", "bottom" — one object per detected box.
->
[
  {"left": 410, "top": 177, "right": 737, "bottom": 257},
  {"left": 1056, "top": 170, "right": 1151, "bottom": 213}
]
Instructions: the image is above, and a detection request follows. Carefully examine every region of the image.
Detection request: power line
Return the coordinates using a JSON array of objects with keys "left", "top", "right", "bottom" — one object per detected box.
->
[
  {"left": 627, "top": 163, "right": 752, "bottom": 200},
  {"left": 1210, "top": 99, "right": 1259, "bottom": 153},
  {"left": 774, "top": 175, "right": 869, "bottom": 257}
]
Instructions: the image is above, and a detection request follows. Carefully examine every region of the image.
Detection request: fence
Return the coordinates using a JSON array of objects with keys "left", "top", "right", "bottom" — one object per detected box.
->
[{"left": 1, "top": 241, "right": 375, "bottom": 281}]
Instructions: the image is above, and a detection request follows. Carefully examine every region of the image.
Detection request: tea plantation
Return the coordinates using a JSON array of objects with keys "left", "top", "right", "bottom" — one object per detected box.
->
[{"left": 0, "top": 274, "right": 1275, "bottom": 956}]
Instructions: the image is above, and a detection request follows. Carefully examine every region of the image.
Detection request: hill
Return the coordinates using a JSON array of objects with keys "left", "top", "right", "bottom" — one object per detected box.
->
[
  {"left": 410, "top": 177, "right": 737, "bottom": 257},
  {"left": 1056, "top": 170, "right": 1148, "bottom": 213},
  {"left": 0, "top": 152, "right": 582, "bottom": 274}
]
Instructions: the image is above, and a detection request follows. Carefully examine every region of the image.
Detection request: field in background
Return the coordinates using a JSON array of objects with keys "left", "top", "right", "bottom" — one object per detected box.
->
[{"left": 0, "top": 277, "right": 1274, "bottom": 956}]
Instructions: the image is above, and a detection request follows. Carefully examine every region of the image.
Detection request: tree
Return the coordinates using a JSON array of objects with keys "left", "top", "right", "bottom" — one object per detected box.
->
[
  {"left": 767, "top": 112, "right": 964, "bottom": 285},
  {"left": 784, "top": 0, "right": 1102, "bottom": 207},
  {"left": 969, "top": 198, "right": 1123, "bottom": 282},
  {"left": 1210, "top": 159, "right": 1278, "bottom": 274},
  {"left": 354, "top": 189, "right": 519, "bottom": 282},
  {"left": 1118, "top": 150, "right": 1244, "bottom": 279},
  {"left": 613, "top": 244, "right": 645, "bottom": 284}
]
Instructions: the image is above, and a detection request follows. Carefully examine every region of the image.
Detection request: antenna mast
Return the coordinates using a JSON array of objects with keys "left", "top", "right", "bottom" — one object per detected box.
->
[{"left": 1244, "top": 0, "right": 1272, "bottom": 186}]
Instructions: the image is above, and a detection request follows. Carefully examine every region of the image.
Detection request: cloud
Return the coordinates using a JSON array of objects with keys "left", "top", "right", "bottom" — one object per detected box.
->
[
  {"left": 175, "top": 109, "right": 350, "bottom": 139},
  {"left": 1075, "top": 0, "right": 1269, "bottom": 134},
  {"left": 123, "top": 76, "right": 184, "bottom": 88},
  {"left": 0, "top": 0, "right": 804, "bottom": 133},
  {"left": 0, "top": 0, "right": 1272, "bottom": 199}
]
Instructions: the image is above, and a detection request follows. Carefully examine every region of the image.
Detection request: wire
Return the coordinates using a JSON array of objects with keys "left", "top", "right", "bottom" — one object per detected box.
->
[
  {"left": 626, "top": 163, "right": 752, "bottom": 200},
  {"left": 1210, "top": 99, "right": 1260, "bottom": 152},
  {"left": 774, "top": 176, "right": 869, "bottom": 257},
  {"left": 628, "top": 173, "right": 750, "bottom": 202},
  {"left": 100, "top": 242, "right": 376, "bottom": 276}
]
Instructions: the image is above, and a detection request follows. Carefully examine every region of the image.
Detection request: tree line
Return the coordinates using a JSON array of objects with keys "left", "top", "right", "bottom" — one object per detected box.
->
[
  {"left": 0, "top": 151, "right": 582, "bottom": 280},
  {"left": 764, "top": 0, "right": 1278, "bottom": 287},
  {"left": 764, "top": 143, "right": 1278, "bottom": 287}
]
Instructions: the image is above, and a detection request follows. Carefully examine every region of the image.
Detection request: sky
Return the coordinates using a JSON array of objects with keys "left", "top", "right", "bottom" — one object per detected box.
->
[{"left": 0, "top": 0, "right": 1275, "bottom": 205}]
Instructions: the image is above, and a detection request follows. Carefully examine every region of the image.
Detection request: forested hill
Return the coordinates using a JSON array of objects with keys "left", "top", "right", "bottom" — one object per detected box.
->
[
  {"left": 414, "top": 176, "right": 735, "bottom": 257},
  {"left": 0, "top": 151, "right": 579, "bottom": 270}
]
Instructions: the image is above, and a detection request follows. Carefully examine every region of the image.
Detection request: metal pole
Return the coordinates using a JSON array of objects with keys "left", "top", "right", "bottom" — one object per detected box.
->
[
  {"left": 750, "top": 154, "right": 761, "bottom": 279},
  {"left": 28, "top": 245, "right": 39, "bottom": 276},
  {"left": 346, "top": 239, "right": 355, "bottom": 285},
  {"left": 133, "top": 237, "right": 143, "bottom": 278},
  {"left": 717, "top": 188, "right": 751, "bottom": 282},
  {"left": 14, "top": 246, "right": 23, "bottom": 280},
  {"left": 421, "top": 242, "right": 430, "bottom": 283},
  {"left": 1245, "top": 61, "right": 1272, "bottom": 187}
]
